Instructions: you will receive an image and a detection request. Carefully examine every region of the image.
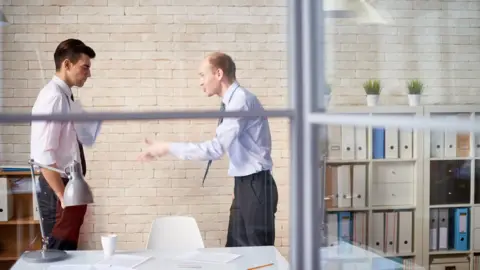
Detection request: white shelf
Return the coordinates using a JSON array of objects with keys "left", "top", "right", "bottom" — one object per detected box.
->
[
  {"left": 324, "top": 106, "right": 423, "bottom": 265},
  {"left": 423, "top": 106, "right": 480, "bottom": 269},
  {"left": 324, "top": 105, "right": 480, "bottom": 269}
]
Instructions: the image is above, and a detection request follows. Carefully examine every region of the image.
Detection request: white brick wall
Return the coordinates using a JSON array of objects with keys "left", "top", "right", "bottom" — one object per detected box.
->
[{"left": 1, "top": 0, "right": 480, "bottom": 259}]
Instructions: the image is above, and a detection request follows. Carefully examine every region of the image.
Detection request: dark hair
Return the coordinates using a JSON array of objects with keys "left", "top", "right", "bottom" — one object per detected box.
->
[
  {"left": 208, "top": 52, "right": 236, "bottom": 82},
  {"left": 54, "top": 39, "right": 96, "bottom": 71}
]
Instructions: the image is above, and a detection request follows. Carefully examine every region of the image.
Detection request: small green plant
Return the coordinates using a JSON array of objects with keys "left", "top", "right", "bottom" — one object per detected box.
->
[
  {"left": 363, "top": 79, "right": 381, "bottom": 95},
  {"left": 406, "top": 79, "right": 424, "bottom": 95}
]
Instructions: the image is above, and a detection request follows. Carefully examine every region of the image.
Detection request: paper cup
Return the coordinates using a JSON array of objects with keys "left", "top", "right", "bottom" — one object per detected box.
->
[{"left": 101, "top": 234, "right": 117, "bottom": 258}]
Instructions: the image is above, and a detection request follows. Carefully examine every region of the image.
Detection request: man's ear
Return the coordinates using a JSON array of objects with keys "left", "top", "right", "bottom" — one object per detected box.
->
[
  {"left": 216, "top": 68, "right": 224, "bottom": 80},
  {"left": 63, "top": 59, "right": 71, "bottom": 71}
]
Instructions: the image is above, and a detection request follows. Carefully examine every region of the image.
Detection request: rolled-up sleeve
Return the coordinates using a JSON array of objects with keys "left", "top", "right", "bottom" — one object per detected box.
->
[
  {"left": 32, "top": 95, "right": 65, "bottom": 165},
  {"left": 169, "top": 98, "right": 248, "bottom": 161}
]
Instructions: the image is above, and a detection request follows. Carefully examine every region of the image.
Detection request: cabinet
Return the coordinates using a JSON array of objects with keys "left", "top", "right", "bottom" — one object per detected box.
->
[
  {"left": 324, "top": 105, "right": 480, "bottom": 269},
  {"left": 423, "top": 106, "right": 480, "bottom": 269},
  {"left": 0, "top": 169, "right": 41, "bottom": 270},
  {"left": 324, "top": 106, "right": 423, "bottom": 268}
]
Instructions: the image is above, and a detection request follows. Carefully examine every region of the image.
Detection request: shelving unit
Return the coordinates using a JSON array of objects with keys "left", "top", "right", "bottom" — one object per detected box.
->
[
  {"left": 0, "top": 170, "right": 41, "bottom": 269},
  {"left": 323, "top": 106, "right": 424, "bottom": 268},
  {"left": 423, "top": 105, "right": 480, "bottom": 270},
  {"left": 323, "top": 105, "right": 480, "bottom": 269}
]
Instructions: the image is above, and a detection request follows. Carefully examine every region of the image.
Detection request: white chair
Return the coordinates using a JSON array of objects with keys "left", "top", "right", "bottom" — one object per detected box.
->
[{"left": 146, "top": 215, "right": 205, "bottom": 250}]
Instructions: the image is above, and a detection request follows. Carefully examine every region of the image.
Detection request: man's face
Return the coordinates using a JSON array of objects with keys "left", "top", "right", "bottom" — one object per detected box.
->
[
  {"left": 198, "top": 58, "right": 221, "bottom": 97},
  {"left": 66, "top": 53, "right": 91, "bottom": 88}
]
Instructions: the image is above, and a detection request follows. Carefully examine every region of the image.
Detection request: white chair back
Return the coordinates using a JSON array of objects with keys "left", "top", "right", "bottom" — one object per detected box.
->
[{"left": 146, "top": 215, "right": 205, "bottom": 250}]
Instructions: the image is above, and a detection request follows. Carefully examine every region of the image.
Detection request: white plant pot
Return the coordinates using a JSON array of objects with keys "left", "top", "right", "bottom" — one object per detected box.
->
[
  {"left": 324, "top": 94, "right": 331, "bottom": 108},
  {"left": 408, "top": 94, "right": 421, "bottom": 106},
  {"left": 366, "top": 94, "right": 379, "bottom": 107}
]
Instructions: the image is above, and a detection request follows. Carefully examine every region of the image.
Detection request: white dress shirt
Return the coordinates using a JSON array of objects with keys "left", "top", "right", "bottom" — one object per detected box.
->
[
  {"left": 169, "top": 81, "right": 274, "bottom": 177},
  {"left": 30, "top": 76, "right": 81, "bottom": 172}
]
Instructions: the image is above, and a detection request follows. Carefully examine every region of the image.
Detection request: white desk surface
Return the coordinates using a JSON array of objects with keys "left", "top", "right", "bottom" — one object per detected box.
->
[{"left": 11, "top": 246, "right": 289, "bottom": 270}]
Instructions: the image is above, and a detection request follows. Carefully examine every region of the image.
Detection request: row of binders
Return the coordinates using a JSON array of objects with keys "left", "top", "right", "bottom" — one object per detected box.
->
[
  {"left": 327, "top": 211, "right": 414, "bottom": 254},
  {"left": 429, "top": 208, "right": 469, "bottom": 251},
  {"left": 325, "top": 164, "right": 367, "bottom": 208},
  {"left": 431, "top": 114, "right": 475, "bottom": 158},
  {"left": 327, "top": 125, "right": 414, "bottom": 160}
]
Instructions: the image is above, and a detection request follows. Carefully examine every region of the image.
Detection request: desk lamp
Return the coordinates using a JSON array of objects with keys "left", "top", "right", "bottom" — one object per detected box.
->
[{"left": 23, "top": 159, "right": 94, "bottom": 263}]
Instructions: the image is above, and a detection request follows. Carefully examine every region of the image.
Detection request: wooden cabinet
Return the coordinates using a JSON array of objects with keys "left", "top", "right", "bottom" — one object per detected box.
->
[{"left": 0, "top": 171, "right": 41, "bottom": 269}]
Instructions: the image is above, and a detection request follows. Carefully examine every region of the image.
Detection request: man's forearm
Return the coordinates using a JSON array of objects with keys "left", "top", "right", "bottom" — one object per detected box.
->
[{"left": 40, "top": 166, "right": 65, "bottom": 199}]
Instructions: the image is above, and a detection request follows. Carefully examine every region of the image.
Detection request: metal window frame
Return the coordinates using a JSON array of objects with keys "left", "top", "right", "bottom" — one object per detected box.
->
[{"left": 0, "top": 0, "right": 325, "bottom": 269}]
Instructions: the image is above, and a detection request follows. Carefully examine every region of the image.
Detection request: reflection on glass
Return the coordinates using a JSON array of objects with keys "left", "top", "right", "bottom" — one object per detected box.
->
[{"left": 430, "top": 160, "right": 470, "bottom": 205}]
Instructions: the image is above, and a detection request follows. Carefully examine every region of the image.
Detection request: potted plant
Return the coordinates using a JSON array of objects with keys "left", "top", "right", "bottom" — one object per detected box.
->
[
  {"left": 363, "top": 79, "right": 381, "bottom": 106},
  {"left": 324, "top": 84, "right": 331, "bottom": 108},
  {"left": 406, "top": 79, "right": 423, "bottom": 106}
]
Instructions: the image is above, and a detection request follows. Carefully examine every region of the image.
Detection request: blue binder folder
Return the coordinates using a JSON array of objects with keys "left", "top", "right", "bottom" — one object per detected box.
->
[
  {"left": 338, "top": 212, "right": 353, "bottom": 244},
  {"left": 372, "top": 127, "right": 385, "bottom": 159},
  {"left": 449, "top": 207, "right": 469, "bottom": 251}
]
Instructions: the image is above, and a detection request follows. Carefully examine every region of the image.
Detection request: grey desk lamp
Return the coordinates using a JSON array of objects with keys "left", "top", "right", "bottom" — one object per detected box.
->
[{"left": 23, "top": 159, "right": 94, "bottom": 263}]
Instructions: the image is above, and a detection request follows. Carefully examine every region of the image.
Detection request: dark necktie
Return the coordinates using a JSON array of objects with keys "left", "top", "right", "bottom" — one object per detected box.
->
[
  {"left": 201, "top": 102, "right": 225, "bottom": 186},
  {"left": 70, "top": 94, "right": 87, "bottom": 177}
]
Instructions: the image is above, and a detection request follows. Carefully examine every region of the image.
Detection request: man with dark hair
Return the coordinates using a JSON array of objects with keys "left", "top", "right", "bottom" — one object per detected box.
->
[
  {"left": 138, "top": 52, "right": 278, "bottom": 247},
  {"left": 30, "top": 39, "right": 100, "bottom": 250}
]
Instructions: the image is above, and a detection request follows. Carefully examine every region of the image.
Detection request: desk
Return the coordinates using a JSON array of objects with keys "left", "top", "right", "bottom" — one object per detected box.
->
[{"left": 11, "top": 246, "right": 289, "bottom": 270}]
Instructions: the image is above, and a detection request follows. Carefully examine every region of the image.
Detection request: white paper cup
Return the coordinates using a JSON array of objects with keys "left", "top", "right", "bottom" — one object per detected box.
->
[{"left": 101, "top": 234, "right": 117, "bottom": 258}]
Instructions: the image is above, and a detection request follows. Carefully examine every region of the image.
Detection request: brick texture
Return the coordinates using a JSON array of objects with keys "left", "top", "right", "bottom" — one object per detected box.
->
[{"left": 1, "top": 0, "right": 479, "bottom": 260}]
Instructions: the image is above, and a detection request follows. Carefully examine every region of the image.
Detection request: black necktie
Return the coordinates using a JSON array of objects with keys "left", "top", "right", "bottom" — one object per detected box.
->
[
  {"left": 201, "top": 102, "right": 225, "bottom": 186},
  {"left": 70, "top": 94, "right": 87, "bottom": 177}
]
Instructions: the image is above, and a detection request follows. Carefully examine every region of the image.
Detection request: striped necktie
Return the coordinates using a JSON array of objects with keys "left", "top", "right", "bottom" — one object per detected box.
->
[
  {"left": 201, "top": 102, "right": 225, "bottom": 186},
  {"left": 70, "top": 94, "right": 87, "bottom": 177}
]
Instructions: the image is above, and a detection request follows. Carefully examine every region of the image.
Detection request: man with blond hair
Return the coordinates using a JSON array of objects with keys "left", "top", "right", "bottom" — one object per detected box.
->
[{"left": 138, "top": 52, "right": 278, "bottom": 247}]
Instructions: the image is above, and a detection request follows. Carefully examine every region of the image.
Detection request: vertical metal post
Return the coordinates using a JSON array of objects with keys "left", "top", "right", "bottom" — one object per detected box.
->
[
  {"left": 287, "top": 0, "right": 305, "bottom": 268},
  {"left": 288, "top": 0, "right": 324, "bottom": 269}
]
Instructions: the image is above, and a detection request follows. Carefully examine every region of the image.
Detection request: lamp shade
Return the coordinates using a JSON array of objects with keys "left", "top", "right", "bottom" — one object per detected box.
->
[
  {"left": 0, "top": 10, "right": 9, "bottom": 26},
  {"left": 63, "top": 161, "right": 94, "bottom": 207}
]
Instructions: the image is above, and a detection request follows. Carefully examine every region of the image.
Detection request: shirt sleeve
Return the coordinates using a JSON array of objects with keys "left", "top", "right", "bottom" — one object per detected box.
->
[
  {"left": 33, "top": 95, "right": 67, "bottom": 165},
  {"left": 169, "top": 97, "right": 249, "bottom": 161}
]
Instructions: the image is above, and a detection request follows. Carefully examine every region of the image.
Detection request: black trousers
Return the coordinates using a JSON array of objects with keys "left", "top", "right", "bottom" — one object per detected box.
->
[
  {"left": 37, "top": 174, "right": 87, "bottom": 250},
  {"left": 225, "top": 170, "right": 278, "bottom": 247}
]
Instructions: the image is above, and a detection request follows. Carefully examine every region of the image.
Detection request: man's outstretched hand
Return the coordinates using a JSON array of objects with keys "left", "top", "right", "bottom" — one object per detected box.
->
[{"left": 137, "top": 138, "right": 170, "bottom": 162}]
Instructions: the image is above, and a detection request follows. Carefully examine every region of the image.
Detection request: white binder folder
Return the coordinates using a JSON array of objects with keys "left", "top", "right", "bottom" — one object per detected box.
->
[
  {"left": 0, "top": 177, "right": 13, "bottom": 222},
  {"left": 430, "top": 209, "right": 439, "bottom": 250},
  {"left": 341, "top": 125, "right": 355, "bottom": 160},
  {"left": 371, "top": 212, "right": 385, "bottom": 252},
  {"left": 352, "top": 165, "right": 367, "bottom": 207},
  {"left": 399, "top": 129, "right": 413, "bottom": 159},
  {"left": 327, "top": 213, "right": 338, "bottom": 246},
  {"left": 398, "top": 211, "right": 413, "bottom": 253},
  {"left": 354, "top": 126, "right": 367, "bottom": 160},
  {"left": 430, "top": 115, "right": 444, "bottom": 158},
  {"left": 353, "top": 212, "right": 367, "bottom": 248},
  {"left": 337, "top": 165, "right": 352, "bottom": 208},
  {"left": 444, "top": 126, "right": 457, "bottom": 158},
  {"left": 385, "top": 127, "right": 399, "bottom": 159},
  {"left": 438, "top": 208, "right": 449, "bottom": 250},
  {"left": 32, "top": 175, "right": 39, "bottom": 221},
  {"left": 328, "top": 126, "right": 342, "bottom": 160},
  {"left": 385, "top": 212, "right": 398, "bottom": 254}
]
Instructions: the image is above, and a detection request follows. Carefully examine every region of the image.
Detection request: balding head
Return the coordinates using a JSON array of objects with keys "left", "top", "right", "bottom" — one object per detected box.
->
[
  {"left": 205, "top": 52, "right": 236, "bottom": 83},
  {"left": 198, "top": 52, "right": 237, "bottom": 97}
]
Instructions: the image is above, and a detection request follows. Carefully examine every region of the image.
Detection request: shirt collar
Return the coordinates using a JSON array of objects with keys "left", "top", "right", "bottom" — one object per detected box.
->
[
  {"left": 222, "top": 81, "right": 240, "bottom": 105},
  {"left": 51, "top": 75, "right": 72, "bottom": 98}
]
